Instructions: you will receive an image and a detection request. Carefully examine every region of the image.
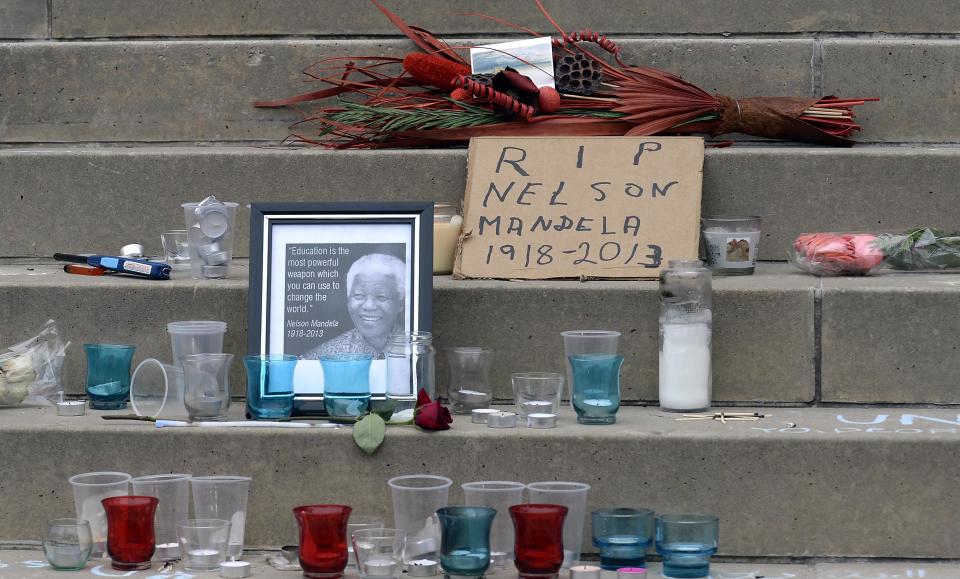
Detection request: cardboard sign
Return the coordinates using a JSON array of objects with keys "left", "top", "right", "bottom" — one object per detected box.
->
[{"left": 454, "top": 136, "right": 704, "bottom": 279}]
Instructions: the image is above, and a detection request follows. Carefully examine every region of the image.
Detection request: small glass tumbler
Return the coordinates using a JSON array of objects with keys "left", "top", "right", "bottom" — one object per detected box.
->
[
  {"left": 177, "top": 519, "right": 231, "bottom": 571},
  {"left": 560, "top": 331, "right": 620, "bottom": 403},
  {"left": 510, "top": 505, "right": 568, "bottom": 579},
  {"left": 321, "top": 353, "right": 373, "bottom": 418},
  {"left": 446, "top": 348, "right": 494, "bottom": 414},
  {"left": 526, "top": 482, "right": 590, "bottom": 569},
  {"left": 295, "top": 504, "right": 353, "bottom": 579},
  {"left": 244, "top": 354, "right": 297, "bottom": 419},
  {"left": 655, "top": 514, "right": 719, "bottom": 579},
  {"left": 462, "top": 481, "right": 525, "bottom": 565},
  {"left": 182, "top": 353, "right": 234, "bottom": 421},
  {"left": 437, "top": 507, "right": 495, "bottom": 579},
  {"left": 388, "top": 475, "right": 452, "bottom": 563},
  {"left": 351, "top": 528, "right": 406, "bottom": 579},
  {"left": 132, "top": 474, "right": 191, "bottom": 561},
  {"left": 84, "top": 344, "right": 136, "bottom": 410},
  {"left": 511, "top": 373, "right": 563, "bottom": 418},
  {"left": 701, "top": 216, "right": 762, "bottom": 276},
  {"left": 434, "top": 203, "right": 463, "bottom": 275},
  {"left": 102, "top": 496, "right": 159, "bottom": 571},
  {"left": 347, "top": 516, "right": 385, "bottom": 564},
  {"left": 191, "top": 476, "right": 251, "bottom": 559},
  {"left": 44, "top": 519, "right": 93, "bottom": 571},
  {"left": 69, "top": 471, "right": 131, "bottom": 558},
  {"left": 591, "top": 508, "right": 655, "bottom": 570},
  {"left": 161, "top": 230, "right": 191, "bottom": 270},
  {"left": 570, "top": 354, "right": 623, "bottom": 425},
  {"left": 385, "top": 332, "right": 436, "bottom": 416}
]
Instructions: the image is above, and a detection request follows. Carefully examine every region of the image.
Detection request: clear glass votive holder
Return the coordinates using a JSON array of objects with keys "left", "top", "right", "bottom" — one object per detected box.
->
[
  {"left": 701, "top": 216, "right": 762, "bottom": 276},
  {"left": 84, "top": 344, "right": 136, "bottom": 410},
  {"left": 570, "top": 354, "right": 624, "bottom": 425},
  {"left": 348, "top": 516, "right": 385, "bottom": 563},
  {"left": 177, "top": 519, "right": 231, "bottom": 571},
  {"left": 321, "top": 353, "right": 373, "bottom": 418},
  {"left": 591, "top": 508, "right": 655, "bottom": 570},
  {"left": 526, "top": 482, "right": 590, "bottom": 569},
  {"left": 437, "top": 506, "right": 495, "bottom": 579},
  {"left": 560, "top": 331, "right": 620, "bottom": 403},
  {"left": 161, "top": 230, "right": 191, "bottom": 270},
  {"left": 655, "top": 514, "right": 719, "bottom": 579},
  {"left": 446, "top": 347, "right": 494, "bottom": 414},
  {"left": 388, "top": 475, "right": 452, "bottom": 563},
  {"left": 244, "top": 354, "right": 297, "bottom": 419},
  {"left": 43, "top": 518, "right": 93, "bottom": 571},
  {"left": 351, "top": 527, "right": 406, "bottom": 579},
  {"left": 461, "top": 481, "right": 525, "bottom": 565},
  {"left": 511, "top": 372, "right": 563, "bottom": 418},
  {"left": 131, "top": 474, "right": 191, "bottom": 561},
  {"left": 69, "top": 471, "right": 131, "bottom": 558},
  {"left": 191, "top": 476, "right": 251, "bottom": 559},
  {"left": 182, "top": 353, "right": 233, "bottom": 421}
]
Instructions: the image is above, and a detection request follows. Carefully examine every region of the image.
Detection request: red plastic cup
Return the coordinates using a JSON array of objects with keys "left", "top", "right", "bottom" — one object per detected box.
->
[
  {"left": 510, "top": 504, "right": 568, "bottom": 579},
  {"left": 294, "top": 504, "right": 353, "bottom": 579},
  {"left": 102, "top": 496, "right": 159, "bottom": 570}
]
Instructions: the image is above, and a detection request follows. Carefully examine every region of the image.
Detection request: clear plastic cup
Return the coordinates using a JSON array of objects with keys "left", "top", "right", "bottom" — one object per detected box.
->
[
  {"left": 68, "top": 471, "right": 131, "bottom": 558},
  {"left": 167, "top": 321, "right": 227, "bottom": 367},
  {"left": 177, "top": 519, "right": 231, "bottom": 571},
  {"left": 130, "top": 359, "right": 188, "bottom": 419},
  {"left": 387, "top": 475, "right": 452, "bottom": 563},
  {"left": 132, "top": 474, "right": 191, "bottom": 561},
  {"left": 461, "top": 481, "right": 525, "bottom": 565},
  {"left": 182, "top": 198, "right": 239, "bottom": 280},
  {"left": 561, "top": 331, "right": 620, "bottom": 402},
  {"left": 526, "top": 481, "right": 591, "bottom": 568},
  {"left": 191, "top": 476, "right": 251, "bottom": 559}
]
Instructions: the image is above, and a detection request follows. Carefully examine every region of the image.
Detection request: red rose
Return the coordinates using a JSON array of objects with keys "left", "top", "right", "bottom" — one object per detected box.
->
[{"left": 414, "top": 389, "right": 453, "bottom": 431}]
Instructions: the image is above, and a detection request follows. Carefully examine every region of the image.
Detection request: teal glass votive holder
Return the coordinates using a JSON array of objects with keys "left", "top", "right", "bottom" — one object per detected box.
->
[
  {"left": 84, "top": 344, "right": 136, "bottom": 410},
  {"left": 320, "top": 354, "right": 373, "bottom": 418},
  {"left": 244, "top": 355, "right": 297, "bottom": 419},
  {"left": 592, "top": 508, "right": 654, "bottom": 570},
  {"left": 437, "top": 506, "right": 495, "bottom": 579},
  {"left": 655, "top": 514, "right": 719, "bottom": 579},
  {"left": 569, "top": 354, "right": 623, "bottom": 425}
]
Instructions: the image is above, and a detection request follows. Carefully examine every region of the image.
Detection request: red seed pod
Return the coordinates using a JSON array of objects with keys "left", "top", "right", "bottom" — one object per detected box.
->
[
  {"left": 403, "top": 52, "right": 471, "bottom": 89},
  {"left": 537, "top": 86, "right": 561, "bottom": 113}
]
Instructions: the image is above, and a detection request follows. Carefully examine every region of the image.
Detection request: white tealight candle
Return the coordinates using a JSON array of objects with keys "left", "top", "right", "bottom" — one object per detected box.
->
[
  {"left": 363, "top": 558, "right": 400, "bottom": 577},
  {"left": 188, "top": 548, "right": 221, "bottom": 568},
  {"left": 155, "top": 542, "right": 180, "bottom": 561},
  {"left": 219, "top": 560, "right": 251, "bottom": 578},
  {"left": 569, "top": 564, "right": 602, "bottom": 579},
  {"left": 407, "top": 559, "right": 439, "bottom": 577}
]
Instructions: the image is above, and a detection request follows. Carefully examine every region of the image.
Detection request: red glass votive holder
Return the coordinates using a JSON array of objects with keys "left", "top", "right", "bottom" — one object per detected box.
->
[
  {"left": 102, "top": 496, "right": 159, "bottom": 570},
  {"left": 294, "top": 504, "right": 353, "bottom": 579},
  {"left": 510, "top": 504, "right": 568, "bottom": 579}
]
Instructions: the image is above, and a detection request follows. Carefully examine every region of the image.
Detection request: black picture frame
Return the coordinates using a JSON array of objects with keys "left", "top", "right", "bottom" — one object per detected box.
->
[{"left": 248, "top": 202, "right": 433, "bottom": 415}]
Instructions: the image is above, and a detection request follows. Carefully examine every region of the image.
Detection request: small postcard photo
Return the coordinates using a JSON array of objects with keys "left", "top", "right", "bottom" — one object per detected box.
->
[{"left": 470, "top": 37, "right": 555, "bottom": 89}]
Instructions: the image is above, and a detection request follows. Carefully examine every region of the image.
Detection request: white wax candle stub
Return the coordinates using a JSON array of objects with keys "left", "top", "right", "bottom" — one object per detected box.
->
[
  {"left": 486, "top": 411, "right": 518, "bottom": 428},
  {"left": 659, "top": 322, "right": 711, "bottom": 411},
  {"left": 407, "top": 559, "right": 439, "bottom": 577},
  {"left": 433, "top": 216, "right": 463, "bottom": 274},
  {"left": 363, "top": 558, "right": 400, "bottom": 577},
  {"left": 471, "top": 408, "right": 499, "bottom": 424},
  {"left": 219, "top": 560, "right": 251, "bottom": 579},
  {"left": 569, "top": 564, "right": 602, "bottom": 579}
]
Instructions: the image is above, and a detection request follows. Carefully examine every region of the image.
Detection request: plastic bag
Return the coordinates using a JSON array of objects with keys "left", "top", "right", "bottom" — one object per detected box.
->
[
  {"left": 791, "top": 228, "right": 960, "bottom": 276},
  {"left": 0, "top": 320, "right": 69, "bottom": 406}
]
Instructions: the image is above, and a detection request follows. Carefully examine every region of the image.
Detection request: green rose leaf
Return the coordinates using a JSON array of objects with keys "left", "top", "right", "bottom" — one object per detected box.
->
[{"left": 353, "top": 413, "right": 386, "bottom": 455}]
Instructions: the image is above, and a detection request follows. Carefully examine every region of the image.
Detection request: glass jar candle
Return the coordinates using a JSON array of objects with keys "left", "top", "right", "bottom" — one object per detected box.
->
[
  {"left": 385, "top": 332, "right": 436, "bottom": 415},
  {"left": 434, "top": 203, "right": 462, "bottom": 275},
  {"left": 658, "top": 260, "right": 712, "bottom": 412},
  {"left": 701, "top": 216, "right": 762, "bottom": 276}
]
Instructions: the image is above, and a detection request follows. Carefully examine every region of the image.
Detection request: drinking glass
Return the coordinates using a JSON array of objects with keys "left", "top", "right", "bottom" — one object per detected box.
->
[
  {"left": 526, "top": 482, "right": 590, "bottom": 568},
  {"left": 182, "top": 353, "right": 233, "bottom": 421},
  {"left": 295, "top": 504, "right": 353, "bottom": 579},
  {"left": 385, "top": 332, "right": 436, "bottom": 416},
  {"left": 244, "top": 354, "right": 297, "bottom": 419},
  {"left": 655, "top": 514, "right": 719, "bottom": 579},
  {"left": 84, "top": 344, "right": 135, "bottom": 410},
  {"left": 191, "top": 476, "right": 251, "bottom": 559},
  {"left": 131, "top": 474, "right": 191, "bottom": 561},
  {"left": 437, "top": 507, "right": 495, "bottom": 578},
  {"left": 351, "top": 528, "right": 405, "bottom": 579},
  {"left": 511, "top": 373, "right": 563, "bottom": 417},
  {"left": 591, "top": 508, "right": 654, "bottom": 570},
  {"left": 177, "top": 519, "right": 231, "bottom": 571},
  {"left": 560, "top": 331, "right": 619, "bottom": 403},
  {"left": 321, "top": 353, "right": 373, "bottom": 418},
  {"left": 43, "top": 519, "right": 93, "bottom": 570},
  {"left": 701, "top": 216, "right": 762, "bottom": 275},
  {"left": 510, "top": 505, "right": 567, "bottom": 579},
  {"left": 569, "top": 354, "right": 624, "bottom": 425},
  {"left": 446, "top": 348, "right": 494, "bottom": 414},
  {"left": 69, "top": 471, "right": 131, "bottom": 558},
  {"left": 102, "top": 496, "right": 158, "bottom": 571},
  {"left": 161, "top": 230, "right": 191, "bottom": 270},
  {"left": 347, "top": 515, "right": 385, "bottom": 563},
  {"left": 461, "top": 481, "right": 525, "bottom": 565},
  {"left": 387, "top": 475, "right": 452, "bottom": 563}
]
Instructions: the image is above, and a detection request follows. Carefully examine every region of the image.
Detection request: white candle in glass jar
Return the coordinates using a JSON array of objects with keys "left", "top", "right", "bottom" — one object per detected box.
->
[
  {"left": 659, "top": 322, "right": 711, "bottom": 411},
  {"left": 433, "top": 215, "right": 463, "bottom": 274}
]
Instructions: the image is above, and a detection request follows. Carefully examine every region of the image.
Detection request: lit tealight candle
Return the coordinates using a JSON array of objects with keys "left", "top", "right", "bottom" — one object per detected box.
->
[{"left": 569, "top": 564, "right": 602, "bottom": 579}]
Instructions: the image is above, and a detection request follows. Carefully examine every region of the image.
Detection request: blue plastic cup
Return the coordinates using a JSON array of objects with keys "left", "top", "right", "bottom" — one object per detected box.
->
[
  {"left": 84, "top": 344, "right": 136, "bottom": 410},
  {"left": 592, "top": 508, "right": 654, "bottom": 570},
  {"left": 569, "top": 354, "right": 624, "bottom": 425},
  {"left": 243, "top": 355, "right": 297, "bottom": 419},
  {"left": 655, "top": 514, "right": 719, "bottom": 578},
  {"left": 437, "top": 506, "right": 495, "bottom": 578},
  {"left": 320, "top": 353, "right": 373, "bottom": 418}
]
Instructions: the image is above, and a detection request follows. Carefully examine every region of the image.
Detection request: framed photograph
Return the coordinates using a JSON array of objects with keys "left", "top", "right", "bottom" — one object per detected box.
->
[
  {"left": 248, "top": 202, "right": 433, "bottom": 415},
  {"left": 470, "top": 37, "right": 555, "bottom": 89}
]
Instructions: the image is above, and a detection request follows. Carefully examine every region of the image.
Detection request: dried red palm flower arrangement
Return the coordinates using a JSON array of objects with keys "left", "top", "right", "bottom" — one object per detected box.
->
[{"left": 255, "top": 0, "right": 877, "bottom": 149}]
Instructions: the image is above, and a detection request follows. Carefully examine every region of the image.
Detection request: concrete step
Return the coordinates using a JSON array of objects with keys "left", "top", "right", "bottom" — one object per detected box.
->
[
  {"left": 32, "top": 0, "right": 960, "bottom": 38},
  {"left": 3, "top": 146, "right": 959, "bottom": 261},
  {"left": 4, "top": 405, "right": 960, "bottom": 559}
]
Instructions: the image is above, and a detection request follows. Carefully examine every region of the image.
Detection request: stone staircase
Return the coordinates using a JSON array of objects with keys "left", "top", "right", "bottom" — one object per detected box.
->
[{"left": 2, "top": 0, "right": 960, "bottom": 565}]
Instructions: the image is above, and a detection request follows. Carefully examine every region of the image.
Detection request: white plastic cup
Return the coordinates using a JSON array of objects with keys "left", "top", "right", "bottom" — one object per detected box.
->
[
  {"left": 68, "top": 472, "right": 131, "bottom": 558},
  {"left": 132, "top": 474, "right": 191, "bottom": 561},
  {"left": 387, "top": 475, "right": 452, "bottom": 563},
  {"left": 561, "top": 331, "right": 620, "bottom": 402},
  {"left": 191, "top": 476, "right": 251, "bottom": 559},
  {"left": 130, "top": 359, "right": 188, "bottom": 419},
  {"left": 462, "top": 481, "right": 525, "bottom": 564},
  {"left": 526, "top": 481, "right": 591, "bottom": 568},
  {"left": 167, "top": 321, "right": 227, "bottom": 367}
]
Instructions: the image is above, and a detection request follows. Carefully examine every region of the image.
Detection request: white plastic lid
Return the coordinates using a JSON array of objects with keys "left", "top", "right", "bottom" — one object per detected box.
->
[{"left": 167, "top": 321, "right": 227, "bottom": 334}]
